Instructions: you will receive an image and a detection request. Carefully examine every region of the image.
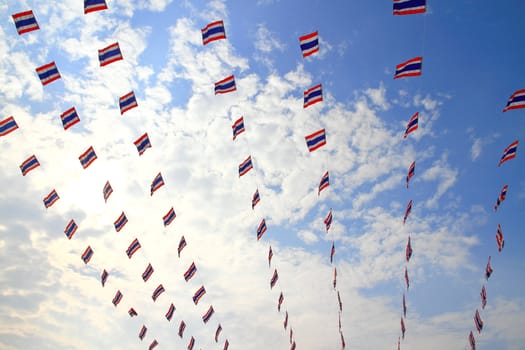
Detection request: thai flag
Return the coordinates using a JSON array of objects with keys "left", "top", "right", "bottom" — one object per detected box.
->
[
  {"left": 152, "top": 284, "right": 165, "bottom": 302},
  {"left": 142, "top": 263, "right": 154, "bottom": 282},
  {"left": 494, "top": 184, "right": 508, "bottom": 211},
  {"left": 187, "top": 336, "right": 195, "bottom": 350},
  {"left": 36, "top": 62, "right": 61, "bottom": 86},
  {"left": 485, "top": 256, "right": 493, "bottom": 280},
  {"left": 119, "top": 91, "right": 138, "bottom": 115},
  {"left": 291, "top": 340, "right": 297, "bottom": 350},
  {"left": 60, "top": 107, "right": 80, "bottom": 130},
  {"left": 12, "top": 10, "right": 39, "bottom": 35},
  {"left": 278, "top": 292, "right": 284, "bottom": 312},
  {"left": 125, "top": 238, "right": 141, "bottom": 259},
  {"left": 192, "top": 285, "right": 206, "bottom": 305},
  {"left": 406, "top": 236, "right": 413, "bottom": 262},
  {"left": 165, "top": 303, "right": 175, "bottom": 321},
  {"left": 270, "top": 269, "right": 279, "bottom": 289},
  {"left": 498, "top": 140, "right": 518, "bottom": 166},
  {"left": 224, "top": 340, "right": 229, "bottom": 350},
  {"left": 503, "top": 89, "right": 525, "bottom": 112},
  {"left": 128, "top": 307, "right": 137, "bottom": 317},
  {"left": 252, "top": 189, "right": 260, "bottom": 209},
  {"left": 103, "top": 181, "right": 113, "bottom": 203},
  {"left": 112, "top": 290, "right": 123, "bottom": 306},
  {"left": 150, "top": 172, "right": 165, "bottom": 196},
  {"left": 84, "top": 0, "right": 108, "bottom": 14},
  {"left": 202, "top": 20, "right": 226, "bottom": 45},
  {"left": 480, "top": 285, "right": 487, "bottom": 310},
  {"left": 299, "top": 31, "right": 319, "bottom": 58},
  {"left": 405, "top": 267, "right": 410, "bottom": 290},
  {"left": 43, "top": 189, "right": 59, "bottom": 209},
  {"left": 239, "top": 155, "right": 253, "bottom": 177},
  {"left": 101, "top": 269, "right": 108, "bottom": 287},
  {"left": 333, "top": 267, "right": 337, "bottom": 289},
  {"left": 403, "top": 293, "right": 407, "bottom": 317},
  {"left": 183, "top": 262, "right": 197, "bottom": 282},
  {"left": 81, "top": 245, "right": 94, "bottom": 264},
  {"left": 215, "top": 324, "right": 222, "bottom": 342},
  {"left": 283, "top": 311, "right": 288, "bottom": 329},
  {"left": 403, "top": 199, "right": 413, "bottom": 224},
  {"left": 394, "top": 56, "right": 423, "bottom": 79},
  {"left": 79, "top": 146, "right": 97, "bottom": 169},
  {"left": 257, "top": 218, "right": 267, "bottom": 241},
  {"left": 474, "top": 309, "right": 483, "bottom": 333},
  {"left": 20, "top": 155, "right": 40, "bottom": 176},
  {"left": 64, "top": 219, "right": 78, "bottom": 240},
  {"left": 401, "top": 317, "right": 406, "bottom": 339},
  {"left": 324, "top": 209, "right": 333, "bottom": 232},
  {"left": 202, "top": 305, "right": 215, "bottom": 323},
  {"left": 134, "top": 132, "right": 152, "bottom": 156},
  {"left": 139, "top": 325, "right": 147, "bottom": 340},
  {"left": 290, "top": 328, "right": 294, "bottom": 344},
  {"left": 214, "top": 75, "right": 236, "bottom": 95},
  {"left": 406, "top": 161, "right": 416, "bottom": 188},
  {"left": 268, "top": 245, "right": 273, "bottom": 267},
  {"left": 337, "top": 290, "right": 342, "bottom": 311},
  {"left": 163, "top": 207, "right": 176, "bottom": 226},
  {"left": 232, "top": 116, "right": 245, "bottom": 140},
  {"left": 178, "top": 236, "right": 187, "bottom": 257},
  {"left": 0, "top": 116, "right": 19, "bottom": 137},
  {"left": 305, "top": 129, "right": 326, "bottom": 152},
  {"left": 469, "top": 331, "right": 476, "bottom": 350},
  {"left": 393, "top": 0, "right": 426, "bottom": 15},
  {"left": 114, "top": 211, "right": 128, "bottom": 232},
  {"left": 496, "top": 224, "right": 504, "bottom": 252},
  {"left": 318, "top": 171, "right": 329, "bottom": 195},
  {"left": 403, "top": 112, "right": 419, "bottom": 139},
  {"left": 98, "top": 42, "right": 123, "bottom": 67},
  {"left": 339, "top": 333, "right": 345, "bottom": 350},
  {"left": 303, "top": 84, "right": 323, "bottom": 108},
  {"left": 330, "top": 241, "right": 335, "bottom": 264},
  {"left": 149, "top": 340, "right": 158, "bottom": 350},
  {"left": 178, "top": 320, "right": 186, "bottom": 338}
]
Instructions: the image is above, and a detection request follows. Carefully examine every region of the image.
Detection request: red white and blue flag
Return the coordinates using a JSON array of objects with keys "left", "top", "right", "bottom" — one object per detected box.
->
[
  {"left": 126, "top": 238, "right": 141, "bottom": 259},
  {"left": 112, "top": 290, "right": 123, "bottom": 306},
  {"left": 128, "top": 307, "right": 137, "bottom": 317},
  {"left": 330, "top": 241, "right": 335, "bottom": 264},
  {"left": 12, "top": 10, "right": 39, "bottom": 35},
  {"left": 163, "top": 207, "right": 176, "bottom": 226},
  {"left": 79, "top": 146, "right": 97, "bottom": 169},
  {"left": 139, "top": 325, "right": 147, "bottom": 340},
  {"left": 283, "top": 311, "right": 289, "bottom": 329},
  {"left": 101, "top": 269, "right": 108, "bottom": 287},
  {"left": 406, "top": 236, "right": 413, "bottom": 262},
  {"left": 474, "top": 309, "right": 483, "bottom": 333},
  {"left": 84, "top": 0, "right": 108, "bottom": 14},
  {"left": 184, "top": 262, "right": 197, "bottom": 282},
  {"left": 469, "top": 331, "right": 476, "bottom": 350},
  {"left": 299, "top": 31, "right": 319, "bottom": 58},
  {"left": 193, "top": 285, "right": 206, "bottom": 305},
  {"left": 239, "top": 155, "right": 253, "bottom": 177},
  {"left": 202, "top": 305, "right": 215, "bottom": 323},
  {"left": 333, "top": 267, "right": 337, "bottom": 289},
  {"left": 252, "top": 188, "right": 261, "bottom": 209},
  {"left": 215, "top": 75, "right": 236, "bottom": 94},
  {"left": 403, "top": 112, "right": 419, "bottom": 139},
  {"left": 81, "top": 245, "right": 94, "bottom": 264},
  {"left": 215, "top": 324, "right": 222, "bottom": 342},
  {"left": 319, "top": 171, "right": 329, "bottom": 195},
  {"left": 178, "top": 320, "right": 186, "bottom": 338},
  {"left": 405, "top": 267, "right": 410, "bottom": 290},
  {"left": 324, "top": 209, "right": 333, "bottom": 232},
  {"left": 178, "top": 236, "right": 187, "bottom": 257},
  {"left": 0, "top": 116, "right": 19, "bottom": 137},
  {"left": 485, "top": 256, "right": 493, "bottom": 280},
  {"left": 150, "top": 172, "right": 165, "bottom": 196},
  {"left": 494, "top": 184, "right": 508, "bottom": 211},
  {"left": 119, "top": 91, "right": 138, "bottom": 115},
  {"left": 103, "top": 181, "right": 113, "bottom": 203},
  {"left": 166, "top": 303, "right": 175, "bottom": 321},
  {"left": 43, "top": 189, "right": 59, "bottom": 208},
  {"left": 20, "top": 155, "right": 40, "bottom": 176},
  {"left": 393, "top": 0, "right": 426, "bottom": 15},
  {"left": 134, "top": 132, "right": 152, "bottom": 156},
  {"left": 406, "top": 161, "right": 415, "bottom": 188},
  {"left": 305, "top": 128, "right": 326, "bottom": 152},
  {"left": 503, "top": 89, "right": 525, "bottom": 112},
  {"left": 202, "top": 20, "right": 226, "bottom": 45},
  {"left": 36, "top": 61, "right": 61, "bottom": 86},
  {"left": 268, "top": 245, "right": 273, "bottom": 267},
  {"left": 278, "top": 292, "right": 284, "bottom": 312},
  {"left": 142, "top": 263, "right": 154, "bottom": 282},
  {"left": 394, "top": 57, "right": 423, "bottom": 79},
  {"left": 224, "top": 339, "right": 229, "bottom": 350},
  {"left": 114, "top": 212, "right": 128, "bottom": 232},
  {"left": 60, "top": 107, "right": 80, "bottom": 130},
  {"left": 401, "top": 317, "right": 406, "bottom": 339},
  {"left": 187, "top": 336, "right": 195, "bottom": 350},
  {"left": 498, "top": 140, "right": 518, "bottom": 166},
  {"left": 480, "top": 285, "right": 487, "bottom": 310},
  {"left": 496, "top": 224, "right": 504, "bottom": 252},
  {"left": 64, "top": 219, "right": 78, "bottom": 240},
  {"left": 403, "top": 199, "right": 413, "bottom": 224},
  {"left": 232, "top": 116, "right": 245, "bottom": 140},
  {"left": 149, "top": 340, "right": 158, "bottom": 350},
  {"left": 403, "top": 293, "right": 407, "bottom": 317},
  {"left": 303, "top": 84, "right": 323, "bottom": 108},
  {"left": 152, "top": 284, "right": 165, "bottom": 302},
  {"left": 257, "top": 218, "right": 267, "bottom": 241},
  {"left": 270, "top": 268, "right": 279, "bottom": 289},
  {"left": 98, "top": 42, "right": 123, "bottom": 67}
]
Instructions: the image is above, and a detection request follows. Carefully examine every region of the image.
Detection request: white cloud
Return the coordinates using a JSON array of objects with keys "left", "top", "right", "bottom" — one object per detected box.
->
[
  {"left": 254, "top": 23, "right": 285, "bottom": 54},
  {"left": 365, "top": 82, "right": 390, "bottom": 110},
  {"left": 297, "top": 230, "right": 319, "bottom": 244}
]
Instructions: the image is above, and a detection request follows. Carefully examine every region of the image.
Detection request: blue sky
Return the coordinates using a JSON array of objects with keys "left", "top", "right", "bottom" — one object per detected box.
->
[{"left": 1, "top": 1, "right": 524, "bottom": 349}]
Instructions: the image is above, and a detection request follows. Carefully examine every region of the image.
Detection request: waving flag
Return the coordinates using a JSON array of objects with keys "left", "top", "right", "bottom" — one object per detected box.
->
[
  {"left": 290, "top": 328, "right": 294, "bottom": 344},
  {"left": 43, "top": 189, "right": 59, "bottom": 209},
  {"left": 166, "top": 303, "right": 175, "bottom": 321},
  {"left": 98, "top": 42, "right": 123, "bottom": 67},
  {"left": 403, "top": 199, "right": 413, "bottom": 224},
  {"left": 405, "top": 267, "right": 410, "bottom": 290},
  {"left": 330, "top": 241, "right": 335, "bottom": 264},
  {"left": 149, "top": 340, "right": 158, "bottom": 350},
  {"left": 178, "top": 320, "right": 186, "bottom": 338},
  {"left": 128, "top": 307, "right": 137, "bottom": 317},
  {"left": 178, "top": 236, "right": 187, "bottom": 257},
  {"left": 64, "top": 219, "right": 78, "bottom": 240},
  {"left": 0, "top": 116, "right": 19, "bottom": 137},
  {"left": 270, "top": 269, "right": 279, "bottom": 289},
  {"left": 474, "top": 309, "right": 483, "bottom": 333},
  {"left": 340, "top": 332, "right": 346, "bottom": 349},
  {"left": 469, "top": 331, "right": 476, "bottom": 350},
  {"left": 60, "top": 107, "right": 80, "bottom": 130},
  {"left": 268, "top": 245, "right": 273, "bottom": 267},
  {"left": 163, "top": 207, "right": 176, "bottom": 226},
  {"left": 202, "top": 305, "right": 215, "bottom": 323},
  {"left": 496, "top": 224, "right": 504, "bottom": 252},
  {"left": 494, "top": 184, "right": 508, "bottom": 211},
  {"left": 403, "top": 112, "right": 419, "bottom": 139},
  {"left": 202, "top": 20, "right": 226, "bottom": 45},
  {"left": 324, "top": 209, "right": 333, "bottom": 232},
  {"left": 187, "top": 336, "right": 195, "bottom": 350},
  {"left": 393, "top": 0, "right": 426, "bottom": 15},
  {"left": 103, "top": 181, "right": 113, "bottom": 203},
  {"left": 239, "top": 155, "right": 253, "bottom": 177},
  {"left": 406, "top": 161, "right": 415, "bottom": 188},
  {"left": 257, "top": 218, "right": 267, "bottom": 241},
  {"left": 79, "top": 146, "right": 97, "bottom": 169},
  {"left": 333, "top": 267, "right": 337, "bottom": 289},
  {"left": 480, "top": 285, "right": 487, "bottom": 310},
  {"left": 406, "top": 236, "right": 413, "bottom": 262},
  {"left": 142, "top": 263, "right": 154, "bottom": 282},
  {"left": 215, "top": 324, "right": 222, "bottom": 342},
  {"left": 403, "top": 293, "right": 407, "bottom": 317},
  {"left": 81, "top": 246, "right": 94, "bottom": 264},
  {"left": 303, "top": 84, "right": 323, "bottom": 108},
  {"left": 224, "top": 339, "right": 229, "bottom": 350},
  {"left": 152, "top": 284, "right": 165, "bottom": 302},
  {"left": 134, "top": 133, "right": 152, "bottom": 156},
  {"left": 125, "top": 238, "right": 141, "bottom": 259},
  {"left": 283, "top": 311, "right": 289, "bottom": 329},
  {"left": 114, "top": 212, "right": 128, "bottom": 232},
  {"left": 193, "top": 285, "right": 206, "bottom": 305},
  {"left": 139, "top": 325, "right": 147, "bottom": 340},
  {"left": 20, "top": 155, "right": 40, "bottom": 176},
  {"left": 112, "top": 290, "right": 123, "bottom": 306},
  {"left": 318, "top": 171, "right": 330, "bottom": 195},
  {"left": 337, "top": 290, "right": 343, "bottom": 311},
  {"left": 278, "top": 292, "right": 284, "bottom": 312},
  {"left": 485, "top": 256, "right": 493, "bottom": 280},
  {"left": 291, "top": 340, "right": 297, "bottom": 350},
  {"left": 12, "top": 10, "right": 39, "bottom": 35},
  {"left": 394, "top": 57, "right": 423, "bottom": 79},
  {"left": 101, "top": 269, "right": 108, "bottom": 287},
  {"left": 36, "top": 61, "right": 61, "bottom": 86},
  {"left": 84, "top": 0, "right": 108, "bottom": 14},
  {"left": 215, "top": 75, "right": 236, "bottom": 94},
  {"left": 401, "top": 317, "right": 406, "bottom": 339},
  {"left": 498, "top": 140, "right": 518, "bottom": 166},
  {"left": 299, "top": 31, "right": 319, "bottom": 57},
  {"left": 252, "top": 189, "right": 261, "bottom": 209},
  {"left": 305, "top": 128, "right": 327, "bottom": 152},
  {"left": 503, "top": 89, "right": 525, "bottom": 112},
  {"left": 150, "top": 172, "right": 165, "bottom": 195},
  {"left": 184, "top": 262, "right": 197, "bottom": 282},
  {"left": 232, "top": 116, "right": 245, "bottom": 140},
  {"left": 119, "top": 91, "right": 138, "bottom": 115}
]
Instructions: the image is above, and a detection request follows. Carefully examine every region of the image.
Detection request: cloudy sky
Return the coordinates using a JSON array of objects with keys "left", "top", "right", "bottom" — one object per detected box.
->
[{"left": 1, "top": 1, "right": 524, "bottom": 349}]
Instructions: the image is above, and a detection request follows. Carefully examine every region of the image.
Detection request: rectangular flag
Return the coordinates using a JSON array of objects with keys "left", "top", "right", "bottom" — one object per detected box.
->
[
  {"left": 299, "top": 31, "right": 319, "bottom": 57},
  {"left": 214, "top": 75, "right": 236, "bottom": 94},
  {"left": 496, "top": 224, "right": 504, "bottom": 252},
  {"left": 239, "top": 155, "right": 253, "bottom": 177},
  {"left": 112, "top": 290, "right": 123, "bottom": 306},
  {"left": 215, "top": 324, "right": 222, "bottom": 342},
  {"left": 257, "top": 218, "right": 267, "bottom": 241},
  {"left": 401, "top": 317, "right": 406, "bottom": 339},
  {"left": 303, "top": 84, "right": 323, "bottom": 108},
  {"left": 150, "top": 172, "right": 165, "bottom": 196},
  {"left": 64, "top": 219, "right": 78, "bottom": 240},
  {"left": 305, "top": 128, "right": 326, "bottom": 152},
  {"left": 202, "top": 20, "right": 226, "bottom": 45},
  {"left": 283, "top": 311, "right": 288, "bottom": 329},
  {"left": 84, "top": 0, "right": 108, "bottom": 14},
  {"left": 119, "top": 91, "right": 138, "bottom": 115},
  {"left": 178, "top": 236, "right": 187, "bottom": 257},
  {"left": 333, "top": 267, "right": 337, "bottom": 289},
  {"left": 393, "top": 0, "right": 426, "bottom": 15},
  {"left": 324, "top": 209, "right": 333, "bottom": 232},
  {"left": 232, "top": 116, "right": 245, "bottom": 140},
  {"left": 403, "top": 112, "right": 419, "bottom": 138},
  {"left": 20, "top": 155, "right": 40, "bottom": 176},
  {"left": 125, "top": 238, "right": 141, "bottom": 259},
  {"left": 139, "top": 325, "right": 147, "bottom": 340},
  {"left": 494, "top": 184, "right": 508, "bottom": 211},
  {"left": 330, "top": 241, "right": 335, "bottom": 264},
  {"left": 394, "top": 56, "right": 423, "bottom": 79},
  {"left": 403, "top": 293, "right": 407, "bottom": 317},
  {"left": 79, "top": 146, "right": 97, "bottom": 169},
  {"left": 503, "top": 89, "right": 525, "bottom": 112},
  {"left": 406, "top": 161, "right": 415, "bottom": 188},
  {"left": 98, "top": 42, "right": 123, "bottom": 67},
  {"left": 403, "top": 199, "right": 412, "bottom": 224},
  {"left": 485, "top": 256, "right": 493, "bottom": 280},
  {"left": 166, "top": 303, "right": 175, "bottom": 321},
  {"left": 163, "top": 207, "right": 176, "bottom": 226},
  {"left": 60, "top": 107, "right": 80, "bottom": 130},
  {"left": 292, "top": 340, "right": 297, "bottom": 350},
  {"left": 12, "top": 10, "right": 39, "bottom": 35},
  {"left": 36, "top": 61, "right": 61, "bottom": 86},
  {"left": 480, "top": 285, "right": 487, "bottom": 310},
  {"left": 270, "top": 269, "right": 279, "bottom": 289},
  {"left": 187, "top": 336, "right": 195, "bottom": 350},
  {"left": 43, "top": 189, "right": 59, "bottom": 208},
  {"left": 128, "top": 307, "right": 138, "bottom": 317},
  {"left": 202, "top": 305, "right": 215, "bottom": 323},
  {"left": 81, "top": 245, "right": 94, "bottom": 264},
  {"left": 142, "top": 263, "right": 154, "bottom": 282},
  {"left": 406, "top": 236, "right": 413, "bottom": 262},
  {"left": 278, "top": 292, "right": 284, "bottom": 312},
  {"left": 337, "top": 290, "right": 343, "bottom": 311},
  {"left": 149, "top": 340, "right": 158, "bottom": 350},
  {"left": 178, "top": 320, "right": 186, "bottom": 338},
  {"left": 474, "top": 309, "right": 483, "bottom": 333},
  {"left": 498, "top": 140, "right": 518, "bottom": 166},
  {"left": 193, "top": 285, "right": 206, "bottom": 305},
  {"left": 268, "top": 245, "right": 273, "bottom": 267},
  {"left": 183, "top": 262, "right": 197, "bottom": 282},
  {"left": 152, "top": 284, "right": 165, "bottom": 302},
  {"left": 224, "top": 340, "right": 229, "bottom": 350},
  {"left": 0, "top": 116, "right": 19, "bottom": 137},
  {"left": 405, "top": 267, "right": 410, "bottom": 290},
  {"left": 114, "top": 211, "right": 128, "bottom": 232},
  {"left": 103, "top": 181, "right": 113, "bottom": 203},
  {"left": 134, "top": 132, "right": 152, "bottom": 156},
  {"left": 469, "top": 331, "right": 476, "bottom": 350},
  {"left": 101, "top": 269, "right": 109, "bottom": 287},
  {"left": 252, "top": 188, "right": 260, "bottom": 209},
  {"left": 318, "top": 171, "right": 329, "bottom": 195}
]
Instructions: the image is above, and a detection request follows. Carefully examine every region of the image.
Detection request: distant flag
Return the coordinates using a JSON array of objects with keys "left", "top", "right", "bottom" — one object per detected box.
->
[
  {"left": 406, "top": 161, "right": 415, "bottom": 188},
  {"left": 134, "top": 133, "right": 152, "bottom": 156},
  {"left": 215, "top": 324, "right": 222, "bottom": 342},
  {"left": 165, "top": 303, "right": 175, "bottom": 321},
  {"left": 79, "top": 146, "right": 97, "bottom": 169},
  {"left": 480, "top": 285, "right": 487, "bottom": 310},
  {"left": 340, "top": 332, "right": 346, "bottom": 349},
  {"left": 270, "top": 269, "right": 279, "bottom": 289},
  {"left": 202, "top": 305, "right": 215, "bottom": 323},
  {"left": 494, "top": 185, "right": 508, "bottom": 211},
  {"left": 43, "top": 189, "right": 59, "bottom": 209},
  {"left": 474, "top": 309, "right": 483, "bottom": 333},
  {"left": 305, "top": 128, "right": 327, "bottom": 152},
  {"left": 330, "top": 241, "right": 335, "bottom": 264},
  {"left": 324, "top": 209, "right": 333, "bottom": 232},
  {"left": 101, "top": 269, "right": 108, "bottom": 287},
  {"left": 149, "top": 340, "right": 158, "bottom": 350},
  {"left": 163, "top": 207, "right": 176, "bottom": 226},
  {"left": 150, "top": 172, "right": 165, "bottom": 196},
  {"left": 178, "top": 320, "right": 186, "bottom": 338},
  {"left": 239, "top": 156, "right": 254, "bottom": 177},
  {"left": 0, "top": 116, "right": 19, "bottom": 137},
  {"left": 142, "top": 263, "right": 154, "bottom": 282},
  {"left": 333, "top": 267, "right": 337, "bottom": 289},
  {"left": 503, "top": 89, "right": 525, "bottom": 112},
  {"left": 496, "top": 224, "right": 504, "bottom": 252},
  {"left": 291, "top": 341, "right": 297, "bottom": 350},
  {"left": 303, "top": 84, "right": 323, "bottom": 108},
  {"left": 469, "top": 331, "right": 476, "bottom": 350},
  {"left": 393, "top": 0, "right": 426, "bottom": 15},
  {"left": 98, "top": 42, "right": 123, "bottom": 67},
  {"left": 60, "top": 107, "right": 80, "bottom": 130},
  {"left": 403, "top": 293, "right": 407, "bottom": 317},
  {"left": 112, "top": 290, "right": 123, "bottom": 306},
  {"left": 119, "top": 91, "right": 138, "bottom": 115},
  {"left": 401, "top": 317, "right": 406, "bottom": 339},
  {"left": 252, "top": 188, "right": 261, "bottom": 209},
  {"left": 283, "top": 311, "right": 289, "bottom": 330},
  {"left": 403, "top": 199, "right": 413, "bottom": 224},
  {"left": 337, "top": 290, "right": 343, "bottom": 312},
  {"left": 125, "top": 238, "right": 141, "bottom": 259},
  {"left": 103, "top": 181, "right": 113, "bottom": 203},
  {"left": 183, "top": 262, "right": 197, "bottom": 282},
  {"left": 64, "top": 219, "right": 78, "bottom": 240},
  {"left": 405, "top": 267, "right": 410, "bottom": 290},
  {"left": 268, "top": 245, "right": 273, "bottom": 267},
  {"left": 394, "top": 57, "right": 423, "bottom": 79},
  {"left": 128, "top": 307, "right": 138, "bottom": 317},
  {"left": 152, "top": 284, "right": 165, "bottom": 302},
  {"left": 84, "top": 0, "right": 108, "bottom": 14},
  {"left": 398, "top": 337, "right": 400, "bottom": 350},
  {"left": 202, "top": 20, "right": 226, "bottom": 45},
  {"left": 406, "top": 236, "right": 413, "bottom": 262},
  {"left": 187, "top": 336, "right": 195, "bottom": 350},
  {"left": 12, "top": 10, "right": 39, "bottom": 35},
  {"left": 214, "top": 75, "right": 236, "bottom": 95},
  {"left": 193, "top": 285, "right": 206, "bottom": 305},
  {"left": 178, "top": 236, "right": 187, "bottom": 257},
  {"left": 485, "top": 256, "right": 493, "bottom": 280},
  {"left": 403, "top": 112, "right": 419, "bottom": 139},
  {"left": 299, "top": 31, "right": 319, "bottom": 57},
  {"left": 224, "top": 339, "right": 229, "bottom": 350},
  {"left": 498, "top": 140, "right": 518, "bottom": 166},
  {"left": 278, "top": 292, "right": 284, "bottom": 312},
  {"left": 290, "top": 328, "right": 294, "bottom": 344},
  {"left": 139, "top": 325, "right": 147, "bottom": 340},
  {"left": 257, "top": 218, "right": 267, "bottom": 241},
  {"left": 20, "top": 155, "right": 40, "bottom": 176},
  {"left": 81, "top": 245, "right": 93, "bottom": 264},
  {"left": 318, "top": 171, "right": 330, "bottom": 195},
  {"left": 232, "top": 117, "right": 245, "bottom": 140},
  {"left": 36, "top": 61, "right": 61, "bottom": 86},
  {"left": 114, "top": 212, "right": 128, "bottom": 232}
]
